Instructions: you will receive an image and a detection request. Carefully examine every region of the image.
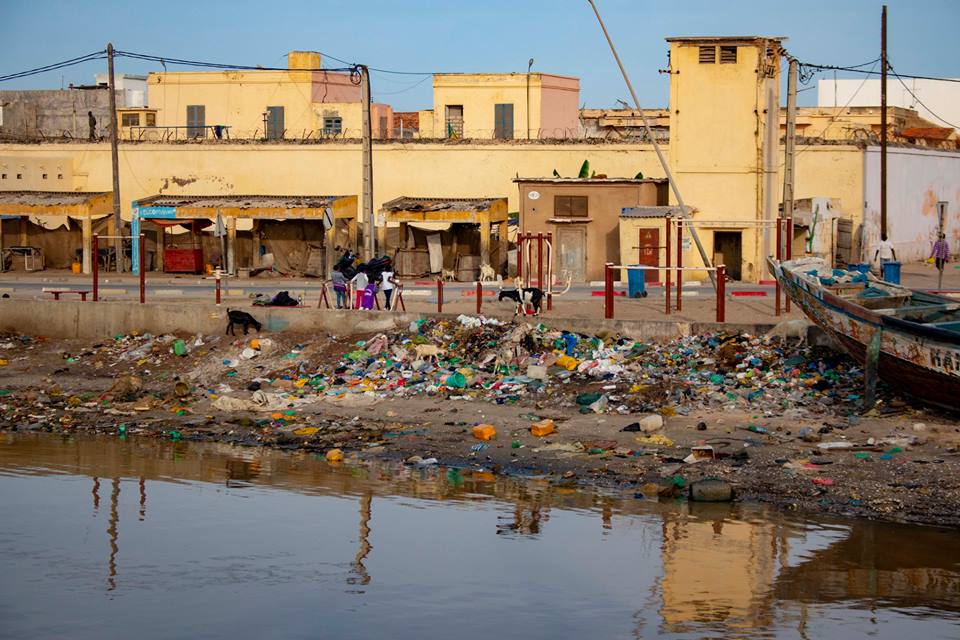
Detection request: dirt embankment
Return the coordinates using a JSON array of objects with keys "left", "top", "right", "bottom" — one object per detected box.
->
[{"left": 1, "top": 319, "right": 958, "bottom": 527}]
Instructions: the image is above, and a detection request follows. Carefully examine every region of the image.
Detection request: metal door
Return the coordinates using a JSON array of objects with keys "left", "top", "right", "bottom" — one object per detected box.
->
[
  {"left": 494, "top": 103, "right": 514, "bottom": 140},
  {"left": 637, "top": 227, "right": 660, "bottom": 283},
  {"left": 836, "top": 218, "right": 853, "bottom": 267},
  {"left": 266, "top": 106, "right": 284, "bottom": 140},
  {"left": 557, "top": 226, "right": 586, "bottom": 282},
  {"left": 186, "top": 105, "right": 205, "bottom": 138}
]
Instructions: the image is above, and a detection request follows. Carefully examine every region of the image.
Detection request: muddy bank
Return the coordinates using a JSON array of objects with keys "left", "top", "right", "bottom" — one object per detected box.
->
[{"left": 1, "top": 322, "right": 958, "bottom": 527}]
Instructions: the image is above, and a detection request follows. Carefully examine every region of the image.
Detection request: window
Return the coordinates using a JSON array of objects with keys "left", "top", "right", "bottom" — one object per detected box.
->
[
  {"left": 57, "top": 174, "right": 63, "bottom": 180},
  {"left": 1, "top": 174, "right": 6, "bottom": 180},
  {"left": 445, "top": 105, "right": 464, "bottom": 138},
  {"left": 186, "top": 105, "right": 205, "bottom": 138},
  {"left": 720, "top": 46, "right": 737, "bottom": 64},
  {"left": 16, "top": 173, "right": 22, "bottom": 179},
  {"left": 145, "top": 113, "right": 156, "bottom": 126},
  {"left": 698, "top": 46, "right": 716, "bottom": 64},
  {"left": 494, "top": 103, "right": 514, "bottom": 140},
  {"left": 554, "top": 195, "right": 588, "bottom": 217},
  {"left": 42, "top": 173, "right": 47, "bottom": 180},
  {"left": 121, "top": 113, "right": 140, "bottom": 127},
  {"left": 323, "top": 116, "right": 342, "bottom": 134}
]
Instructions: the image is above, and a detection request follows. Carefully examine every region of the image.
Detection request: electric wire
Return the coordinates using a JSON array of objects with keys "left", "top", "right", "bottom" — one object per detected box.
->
[
  {"left": 889, "top": 65, "right": 959, "bottom": 129},
  {"left": 0, "top": 50, "right": 106, "bottom": 83}
]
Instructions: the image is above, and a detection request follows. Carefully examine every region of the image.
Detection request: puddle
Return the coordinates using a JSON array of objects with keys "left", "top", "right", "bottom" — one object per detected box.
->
[{"left": 0, "top": 433, "right": 958, "bottom": 639}]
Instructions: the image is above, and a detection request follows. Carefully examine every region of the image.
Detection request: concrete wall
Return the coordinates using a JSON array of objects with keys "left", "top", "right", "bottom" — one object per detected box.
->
[
  {"left": 819, "top": 77, "right": 960, "bottom": 134},
  {"left": 0, "top": 299, "right": 774, "bottom": 341},
  {"left": 148, "top": 67, "right": 360, "bottom": 138},
  {"left": 0, "top": 89, "right": 115, "bottom": 140},
  {"left": 431, "top": 73, "right": 580, "bottom": 140},
  {"left": 863, "top": 146, "right": 960, "bottom": 262}
]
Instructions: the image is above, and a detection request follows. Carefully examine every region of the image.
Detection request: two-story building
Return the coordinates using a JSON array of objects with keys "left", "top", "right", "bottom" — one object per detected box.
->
[
  {"left": 418, "top": 73, "right": 580, "bottom": 140},
  {"left": 147, "top": 51, "right": 393, "bottom": 139}
]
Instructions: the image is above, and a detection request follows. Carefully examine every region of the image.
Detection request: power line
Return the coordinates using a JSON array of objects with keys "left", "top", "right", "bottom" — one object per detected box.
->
[
  {"left": 0, "top": 50, "right": 106, "bottom": 83},
  {"left": 800, "top": 61, "right": 960, "bottom": 84},
  {"left": 889, "top": 65, "right": 959, "bottom": 129},
  {"left": 114, "top": 50, "right": 354, "bottom": 73}
]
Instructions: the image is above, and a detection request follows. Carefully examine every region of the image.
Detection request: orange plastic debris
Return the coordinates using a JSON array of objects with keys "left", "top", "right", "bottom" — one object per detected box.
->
[
  {"left": 472, "top": 424, "right": 497, "bottom": 441},
  {"left": 530, "top": 419, "right": 556, "bottom": 437},
  {"left": 326, "top": 448, "right": 344, "bottom": 462}
]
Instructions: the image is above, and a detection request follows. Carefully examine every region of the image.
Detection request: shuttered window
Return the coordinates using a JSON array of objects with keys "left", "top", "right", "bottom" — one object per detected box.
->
[
  {"left": 554, "top": 195, "right": 588, "bottom": 217},
  {"left": 494, "top": 103, "right": 514, "bottom": 140},
  {"left": 698, "top": 46, "right": 716, "bottom": 64},
  {"left": 720, "top": 46, "right": 737, "bottom": 64},
  {"left": 186, "top": 105, "right": 205, "bottom": 138}
]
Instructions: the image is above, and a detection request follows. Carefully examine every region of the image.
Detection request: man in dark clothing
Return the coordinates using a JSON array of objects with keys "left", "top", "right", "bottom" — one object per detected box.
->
[{"left": 88, "top": 111, "right": 97, "bottom": 141}]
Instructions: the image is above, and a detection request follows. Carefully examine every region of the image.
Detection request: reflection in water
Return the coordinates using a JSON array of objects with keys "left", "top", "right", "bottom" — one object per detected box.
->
[
  {"left": 107, "top": 477, "right": 119, "bottom": 591},
  {"left": 138, "top": 476, "right": 146, "bottom": 521},
  {"left": 348, "top": 492, "right": 373, "bottom": 588},
  {"left": 0, "top": 433, "right": 957, "bottom": 639}
]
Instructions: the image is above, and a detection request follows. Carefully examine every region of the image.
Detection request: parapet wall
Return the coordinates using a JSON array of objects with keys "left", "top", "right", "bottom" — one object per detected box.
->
[{"left": 0, "top": 300, "right": 777, "bottom": 341}]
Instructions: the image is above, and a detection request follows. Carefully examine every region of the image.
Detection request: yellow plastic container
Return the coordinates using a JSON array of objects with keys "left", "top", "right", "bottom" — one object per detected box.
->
[
  {"left": 530, "top": 419, "right": 555, "bottom": 437},
  {"left": 70, "top": 262, "right": 82, "bottom": 274},
  {"left": 472, "top": 424, "right": 497, "bottom": 441},
  {"left": 555, "top": 355, "right": 579, "bottom": 371}
]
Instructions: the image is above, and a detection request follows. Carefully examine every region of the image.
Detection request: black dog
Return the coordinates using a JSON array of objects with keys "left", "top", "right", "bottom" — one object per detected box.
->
[
  {"left": 226, "top": 308, "right": 262, "bottom": 336},
  {"left": 498, "top": 288, "right": 544, "bottom": 316}
]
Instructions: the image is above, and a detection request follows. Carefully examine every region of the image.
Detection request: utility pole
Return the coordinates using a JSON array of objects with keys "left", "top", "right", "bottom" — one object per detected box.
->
[
  {"left": 107, "top": 43, "right": 122, "bottom": 272},
  {"left": 360, "top": 65, "right": 374, "bottom": 260},
  {"left": 586, "top": 0, "right": 716, "bottom": 289},
  {"left": 880, "top": 4, "right": 888, "bottom": 238},
  {"left": 782, "top": 57, "right": 798, "bottom": 228}
]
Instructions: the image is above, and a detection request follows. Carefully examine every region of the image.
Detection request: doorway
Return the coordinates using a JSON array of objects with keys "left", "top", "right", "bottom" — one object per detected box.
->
[
  {"left": 637, "top": 227, "right": 660, "bottom": 283},
  {"left": 556, "top": 226, "right": 587, "bottom": 282},
  {"left": 713, "top": 231, "right": 742, "bottom": 280}
]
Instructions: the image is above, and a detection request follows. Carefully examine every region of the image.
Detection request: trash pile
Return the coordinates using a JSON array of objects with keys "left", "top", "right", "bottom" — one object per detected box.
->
[{"left": 198, "top": 314, "right": 867, "bottom": 419}]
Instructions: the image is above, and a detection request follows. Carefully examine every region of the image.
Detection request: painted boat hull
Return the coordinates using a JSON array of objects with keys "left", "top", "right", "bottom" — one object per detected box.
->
[{"left": 773, "top": 261, "right": 960, "bottom": 411}]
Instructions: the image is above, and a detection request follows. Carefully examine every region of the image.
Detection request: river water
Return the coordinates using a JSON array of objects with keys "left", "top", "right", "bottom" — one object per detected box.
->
[{"left": 0, "top": 433, "right": 957, "bottom": 640}]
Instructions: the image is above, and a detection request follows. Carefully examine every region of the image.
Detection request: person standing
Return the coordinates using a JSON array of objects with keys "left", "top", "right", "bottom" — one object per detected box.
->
[
  {"left": 88, "top": 111, "right": 97, "bottom": 141},
  {"left": 381, "top": 268, "right": 396, "bottom": 310},
  {"left": 331, "top": 265, "right": 347, "bottom": 309},
  {"left": 932, "top": 233, "right": 950, "bottom": 274},
  {"left": 874, "top": 234, "right": 897, "bottom": 268},
  {"left": 350, "top": 266, "right": 369, "bottom": 310}
]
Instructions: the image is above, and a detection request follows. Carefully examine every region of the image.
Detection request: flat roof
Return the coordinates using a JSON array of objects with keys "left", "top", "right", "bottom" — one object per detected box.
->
[
  {"left": 136, "top": 194, "right": 350, "bottom": 209},
  {"left": 621, "top": 206, "right": 685, "bottom": 218},
  {"left": 381, "top": 196, "right": 505, "bottom": 213},
  {"left": 666, "top": 36, "right": 787, "bottom": 43},
  {"left": 514, "top": 177, "right": 667, "bottom": 184},
  {"left": 0, "top": 190, "right": 111, "bottom": 206}
]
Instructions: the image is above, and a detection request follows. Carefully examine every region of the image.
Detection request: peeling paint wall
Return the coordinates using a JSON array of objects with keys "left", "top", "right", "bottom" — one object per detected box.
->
[{"left": 863, "top": 147, "right": 960, "bottom": 263}]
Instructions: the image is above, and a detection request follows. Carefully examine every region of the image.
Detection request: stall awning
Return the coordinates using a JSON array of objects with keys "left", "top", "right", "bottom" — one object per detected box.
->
[{"left": 408, "top": 221, "right": 453, "bottom": 232}]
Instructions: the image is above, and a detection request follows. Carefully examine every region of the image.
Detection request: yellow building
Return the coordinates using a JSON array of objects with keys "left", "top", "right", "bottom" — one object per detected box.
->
[
  {"left": 147, "top": 51, "right": 392, "bottom": 140},
  {"left": 421, "top": 73, "right": 580, "bottom": 140},
  {"left": 663, "top": 36, "right": 786, "bottom": 283}
]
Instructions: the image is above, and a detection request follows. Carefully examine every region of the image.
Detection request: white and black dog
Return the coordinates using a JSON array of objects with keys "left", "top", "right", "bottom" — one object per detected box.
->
[{"left": 498, "top": 286, "right": 544, "bottom": 316}]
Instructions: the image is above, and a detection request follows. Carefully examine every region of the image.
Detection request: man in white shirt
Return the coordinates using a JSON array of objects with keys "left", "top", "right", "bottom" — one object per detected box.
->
[{"left": 874, "top": 234, "right": 897, "bottom": 265}]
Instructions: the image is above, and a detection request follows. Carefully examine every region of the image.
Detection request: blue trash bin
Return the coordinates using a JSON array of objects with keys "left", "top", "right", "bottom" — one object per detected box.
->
[
  {"left": 627, "top": 266, "right": 648, "bottom": 298},
  {"left": 881, "top": 260, "right": 901, "bottom": 284},
  {"left": 849, "top": 263, "right": 870, "bottom": 275}
]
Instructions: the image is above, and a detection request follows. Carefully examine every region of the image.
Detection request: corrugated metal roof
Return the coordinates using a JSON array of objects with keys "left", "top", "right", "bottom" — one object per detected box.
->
[
  {"left": 620, "top": 206, "right": 684, "bottom": 218},
  {"left": 0, "top": 190, "right": 110, "bottom": 206},
  {"left": 135, "top": 194, "right": 347, "bottom": 209},
  {"left": 513, "top": 177, "right": 667, "bottom": 184},
  {"left": 381, "top": 196, "right": 505, "bottom": 213}
]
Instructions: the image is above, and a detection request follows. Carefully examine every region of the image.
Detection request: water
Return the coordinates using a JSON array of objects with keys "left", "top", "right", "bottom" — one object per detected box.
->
[{"left": 0, "top": 433, "right": 957, "bottom": 640}]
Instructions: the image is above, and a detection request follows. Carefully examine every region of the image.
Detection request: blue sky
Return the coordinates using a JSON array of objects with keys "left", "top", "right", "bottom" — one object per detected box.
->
[{"left": 2, "top": 0, "right": 957, "bottom": 110}]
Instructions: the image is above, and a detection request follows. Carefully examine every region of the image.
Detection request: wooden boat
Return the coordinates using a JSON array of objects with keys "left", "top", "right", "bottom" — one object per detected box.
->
[{"left": 769, "top": 257, "right": 960, "bottom": 410}]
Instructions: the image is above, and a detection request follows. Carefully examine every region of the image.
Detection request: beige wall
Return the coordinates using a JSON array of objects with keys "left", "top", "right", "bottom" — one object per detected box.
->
[
  {"left": 0, "top": 140, "right": 872, "bottom": 282},
  {"left": 518, "top": 181, "right": 661, "bottom": 282},
  {"left": 148, "top": 65, "right": 360, "bottom": 139},
  {"left": 431, "top": 73, "right": 579, "bottom": 139}
]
